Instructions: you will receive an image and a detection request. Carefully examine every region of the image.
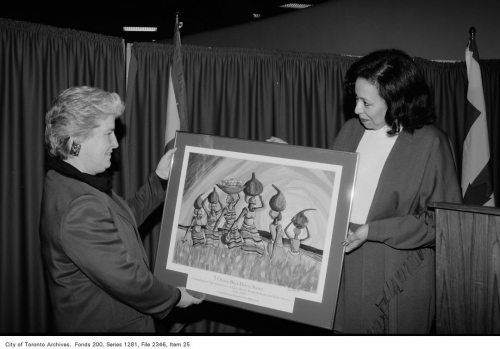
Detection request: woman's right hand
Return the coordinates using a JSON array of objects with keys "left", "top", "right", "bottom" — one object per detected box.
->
[
  {"left": 266, "top": 136, "right": 288, "bottom": 144},
  {"left": 342, "top": 224, "right": 369, "bottom": 253},
  {"left": 176, "top": 287, "right": 204, "bottom": 308}
]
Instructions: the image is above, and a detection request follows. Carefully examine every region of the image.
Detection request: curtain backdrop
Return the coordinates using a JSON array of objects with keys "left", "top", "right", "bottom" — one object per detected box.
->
[
  {"left": 125, "top": 43, "right": 500, "bottom": 334},
  {"left": 0, "top": 19, "right": 125, "bottom": 333},
  {"left": 2, "top": 20, "right": 500, "bottom": 333}
]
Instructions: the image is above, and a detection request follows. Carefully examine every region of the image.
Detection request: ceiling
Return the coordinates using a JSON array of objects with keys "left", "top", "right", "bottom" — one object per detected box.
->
[{"left": 3, "top": 1, "right": 330, "bottom": 43}]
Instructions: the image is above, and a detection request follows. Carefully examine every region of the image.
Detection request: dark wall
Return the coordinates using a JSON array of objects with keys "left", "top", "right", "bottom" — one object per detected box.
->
[{"left": 179, "top": 0, "right": 500, "bottom": 60}]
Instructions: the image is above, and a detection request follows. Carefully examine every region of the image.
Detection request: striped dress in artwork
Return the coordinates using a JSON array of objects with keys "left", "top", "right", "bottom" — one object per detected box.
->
[
  {"left": 222, "top": 207, "right": 242, "bottom": 249},
  {"left": 204, "top": 214, "right": 221, "bottom": 247},
  {"left": 190, "top": 221, "right": 205, "bottom": 247},
  {"left": 239, "top": 210, "right": 265, "bottom": 256}
]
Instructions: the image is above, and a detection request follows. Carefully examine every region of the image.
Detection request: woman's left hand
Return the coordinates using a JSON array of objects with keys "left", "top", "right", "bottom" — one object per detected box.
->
[
  {"left": 342, "top": 224, "right": 369, "bottom": 253},
  {"left": 155, "top": 148, "right": 177, "bottom": 180}
]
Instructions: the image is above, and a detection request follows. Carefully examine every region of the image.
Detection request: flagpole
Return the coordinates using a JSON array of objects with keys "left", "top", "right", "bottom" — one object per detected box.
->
[{"left": 175, "top": 12, "right": 183, "bottom": 30}]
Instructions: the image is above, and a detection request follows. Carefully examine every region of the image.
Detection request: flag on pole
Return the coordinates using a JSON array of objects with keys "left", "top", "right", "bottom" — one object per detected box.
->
[
  {"left": 165, "top": 13, "right": 189, "bottom": 152},
  {"left": 462, "top": 27, "right": 495, "bottom": 206}
]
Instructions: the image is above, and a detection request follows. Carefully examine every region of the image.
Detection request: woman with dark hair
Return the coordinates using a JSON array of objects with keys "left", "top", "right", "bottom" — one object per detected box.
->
[
  {"left": 269, "top": 49, "right": 462, "bottom": 334},
  {"left": 343, "top": 48, "right": 436, "bottom": 135},
  {"left": 333, "top": 49, "right": 462, "bottom": 334},
  {"left": 40, "top": 86, "right": 203, "bottom": 333}
]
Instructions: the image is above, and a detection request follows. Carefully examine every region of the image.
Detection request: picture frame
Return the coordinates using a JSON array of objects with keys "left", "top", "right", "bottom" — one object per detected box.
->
[{"left": 154, "top": 132, "right": 358, "bottom": 329}]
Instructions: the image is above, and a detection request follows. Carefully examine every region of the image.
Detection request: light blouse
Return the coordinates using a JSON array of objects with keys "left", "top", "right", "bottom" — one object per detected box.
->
[{"left": 350, "top": 125, "right": 399, "bottom": 225}]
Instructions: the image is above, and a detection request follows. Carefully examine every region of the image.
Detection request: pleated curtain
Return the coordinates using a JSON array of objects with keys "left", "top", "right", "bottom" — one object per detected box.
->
[
  {"left": 2, "top": 18, "right": 500, "bottom": 333},
  {"left": 0, "top": 19, "right": 125, "bottom": 333}
]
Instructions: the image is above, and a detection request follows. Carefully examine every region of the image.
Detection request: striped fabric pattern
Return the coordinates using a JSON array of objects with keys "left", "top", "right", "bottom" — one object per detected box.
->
[{"left": 239, "top": 223, "right": 265, "bottom": 256}]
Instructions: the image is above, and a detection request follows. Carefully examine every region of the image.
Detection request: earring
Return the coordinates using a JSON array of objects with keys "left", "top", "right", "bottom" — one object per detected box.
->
[{"left": 70, "top": 142, "right": 81, "bottom": 157}]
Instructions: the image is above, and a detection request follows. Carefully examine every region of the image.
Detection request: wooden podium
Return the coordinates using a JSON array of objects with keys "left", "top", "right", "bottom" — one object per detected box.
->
[{"left": 430, "top": 202, "right": 500, "bottom": 334}]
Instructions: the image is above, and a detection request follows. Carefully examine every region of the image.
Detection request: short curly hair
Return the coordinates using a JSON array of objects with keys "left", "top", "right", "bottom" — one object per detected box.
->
[
  {"left": 45, "top": 86, "right": 125, "bottom": 159},
  {"left": 345, "top": 49, "right": 436, "bottom": 135}
]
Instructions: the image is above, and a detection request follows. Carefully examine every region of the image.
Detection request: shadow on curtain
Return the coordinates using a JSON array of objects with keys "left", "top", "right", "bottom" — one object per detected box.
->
[{"left": 0, "top": 19, "right": 125, "bottom": 333}]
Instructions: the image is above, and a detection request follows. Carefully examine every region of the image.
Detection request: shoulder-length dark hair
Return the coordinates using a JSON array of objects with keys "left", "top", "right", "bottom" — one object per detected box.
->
[{"left": 345, "top": 49, "right": 436, "bottom": 135}]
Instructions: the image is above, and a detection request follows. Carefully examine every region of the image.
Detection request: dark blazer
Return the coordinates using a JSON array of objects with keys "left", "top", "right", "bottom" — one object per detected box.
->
[{"left": 40, "top": 170, "right": 180, "bottom": 333}]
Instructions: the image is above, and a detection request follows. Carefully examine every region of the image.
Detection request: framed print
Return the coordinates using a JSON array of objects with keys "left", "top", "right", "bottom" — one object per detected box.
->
[{"left": 154, "top": 132, "right": 358, "bottom": 329}]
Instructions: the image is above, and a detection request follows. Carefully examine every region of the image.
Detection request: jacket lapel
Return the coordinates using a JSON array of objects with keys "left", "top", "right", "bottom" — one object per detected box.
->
[
  {"left": 95, "top": 191, "right": 138, "bottom": 231},
  {"left": 339, "top": 120, "right": 415, "bottom": 224},
  {"left": 365, "top": 130, "right": 413, "bottom": 222},
  {"left": 96, "top": 191, "right": 151, "bottom": 269},
  {"left": 110, "top": 193, "right": 138, "bottom": 228}
]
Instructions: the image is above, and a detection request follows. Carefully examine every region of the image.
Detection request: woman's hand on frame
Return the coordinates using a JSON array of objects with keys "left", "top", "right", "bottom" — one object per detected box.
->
[
  {"left": 342, "top": 224, "right": 369, "bottom": 253},
  {"left": 156, "top": 148, "right": 177, "bottom": 180},
  {"left": 175, "top": 287, "right": 205, "bottom": 308}
]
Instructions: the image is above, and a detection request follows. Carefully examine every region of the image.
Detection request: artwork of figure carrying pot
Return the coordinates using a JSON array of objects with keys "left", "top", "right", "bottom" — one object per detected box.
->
[
  {"left": 172, "top": 152, "right": 337, "bottom": 293},
  {"left": 181, "top": 172, "right": 318, "bottom": 260}
]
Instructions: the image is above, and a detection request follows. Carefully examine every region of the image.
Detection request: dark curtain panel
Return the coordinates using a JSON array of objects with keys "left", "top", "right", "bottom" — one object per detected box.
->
[
  {"left": 123, "top": 43, "right": 173, "bottom": 263},
  {"left": 184, "top": 47, "right": 357, "bottom": 148},
  {"left": 0, "top": 19, "right": 125, "bottom": 333},
  {"left": 416, "top": 59, "right": 468, "bottom": 171},
  {"left": 480, "top": 60, "right": 500, "bottom": 203},
  {"left": 278, "top": 51, "right": 357, "bottom": 148}
]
